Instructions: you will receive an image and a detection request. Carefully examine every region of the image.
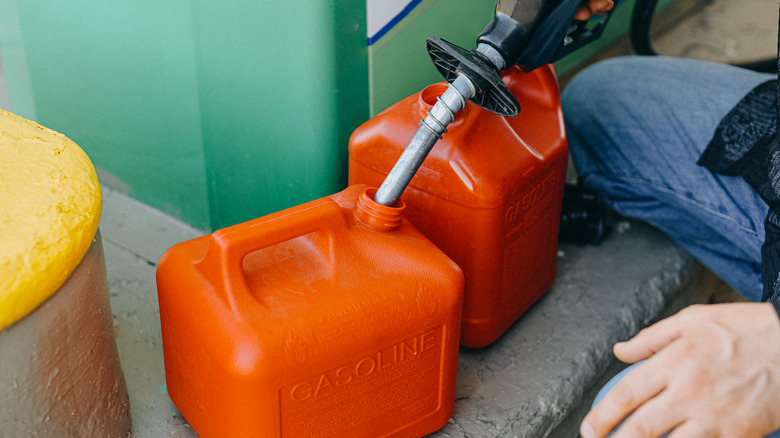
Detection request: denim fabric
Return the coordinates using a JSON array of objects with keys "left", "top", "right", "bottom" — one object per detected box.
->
[
  {"left": 593, "top": 362, "right": 780, "bottom": 437},
  {"left": 562, "top": 56, "right": 775, "bottom": 301},
  {"left": 563, "top": 56, "right": 778, "bottom": 436}
]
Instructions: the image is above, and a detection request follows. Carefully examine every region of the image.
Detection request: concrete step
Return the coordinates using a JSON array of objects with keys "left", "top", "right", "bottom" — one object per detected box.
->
[
  {"left": 428, "top": 214, "right": 720, "bottom": 438},
  {"left": 550, "top": 261, "right": 743, "bottom": 437},
  {"left": 101, "top": 187, "right": 728, "bottom": 437}
]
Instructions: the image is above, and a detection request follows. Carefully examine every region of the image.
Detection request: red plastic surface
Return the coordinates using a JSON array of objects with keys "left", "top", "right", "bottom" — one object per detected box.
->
[
  {"left": 348, "top": 65, "right": 567, "bottom": 348},
  {"left": 157, "top": 185, "right": 464, "bottom": 437}
]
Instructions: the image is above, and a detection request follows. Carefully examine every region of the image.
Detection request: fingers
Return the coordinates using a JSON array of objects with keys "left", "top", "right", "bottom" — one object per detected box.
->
[
  {"left": 574, "top": 0, "right": 615, "bottom": 21},
  {"left": 613, "top": 307, "right": 697, "bottom": 363},
  {"left": 666, "top": 422, "right": 712, "bottom": 438},
  {"left": 591, "top": 0, "right": 615, "bottom": 14},
  {"left": 583, "top": 303, "right": 780, "bottom": 437},
  {"left": 573, "top": 5, "right": 594, "bottom": 21},
  {"left": 611, "top": 394, "right": 681, "bottom": 438},
  {"left": 581, "top": 362, "right": 667, "bottom": 437}
]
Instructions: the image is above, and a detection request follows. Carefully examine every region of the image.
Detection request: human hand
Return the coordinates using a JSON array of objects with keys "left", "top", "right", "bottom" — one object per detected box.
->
[
  {"left": 574, "top": 0, "right": 615, "bottom": 21},
  {"left": 580, "top": 302, "right": 780, "bottom": 438}
]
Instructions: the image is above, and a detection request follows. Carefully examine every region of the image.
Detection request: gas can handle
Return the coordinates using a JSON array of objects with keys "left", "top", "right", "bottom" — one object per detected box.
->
[{"left": 196, "top": 199, "right": 346, "bottom": 312}]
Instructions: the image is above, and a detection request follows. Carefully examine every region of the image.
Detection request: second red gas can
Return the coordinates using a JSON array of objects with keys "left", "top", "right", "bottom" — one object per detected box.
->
[{"left": 349, "top": 65, "right": 567, "bottom": 348}]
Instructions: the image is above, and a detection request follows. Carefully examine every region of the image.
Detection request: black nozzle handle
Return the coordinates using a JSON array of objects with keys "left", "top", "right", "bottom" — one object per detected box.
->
[
  {"left": 479, "top": 0, "right": 617, "bottom": 71},
  {"left": 539, "top": 7, "right": 616, "bottom": 66}
]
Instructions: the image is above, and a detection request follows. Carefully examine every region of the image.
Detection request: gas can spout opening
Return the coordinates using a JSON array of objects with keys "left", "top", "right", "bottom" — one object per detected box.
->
[
  {"left": 355, "top": 187, "right": 406, "bottom": 232},
  {"left": 419, "top": 83, "right": 470, "bottom": 122}
]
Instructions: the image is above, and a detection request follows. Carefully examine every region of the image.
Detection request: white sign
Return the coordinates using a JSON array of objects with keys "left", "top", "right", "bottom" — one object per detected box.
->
[{"left": 367, "top": 0, "right": 423, "bottom": 45}]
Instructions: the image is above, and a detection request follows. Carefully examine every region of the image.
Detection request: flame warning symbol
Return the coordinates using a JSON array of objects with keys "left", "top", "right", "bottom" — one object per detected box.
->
[
  {"left": 415, "top": 283, "right": 437, "bottom": 317},
  {"left": 283, "top": 329, "right": 309, "bottom": 367}
]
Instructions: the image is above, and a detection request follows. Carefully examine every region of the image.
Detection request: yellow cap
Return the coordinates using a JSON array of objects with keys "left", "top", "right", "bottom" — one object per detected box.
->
[{"left": 0, "top": 109, "right": 102, "bottom": 331}]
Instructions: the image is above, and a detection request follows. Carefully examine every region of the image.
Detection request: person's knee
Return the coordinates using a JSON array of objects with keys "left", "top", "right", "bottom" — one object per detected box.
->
[
  {"left": 562, "top": 56, "right": 646, "bottom": 129},
  {"left": 563, "top": 56, "right": 705, "bottom": 178},
  {"left": 562, "top": 58, "right": 641, "bottom": 178}
]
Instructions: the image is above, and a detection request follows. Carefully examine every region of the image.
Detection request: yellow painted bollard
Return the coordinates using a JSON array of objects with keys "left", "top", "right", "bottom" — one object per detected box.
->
[{"left": 0, "top": 109, "right": 131, "bottom": 437}]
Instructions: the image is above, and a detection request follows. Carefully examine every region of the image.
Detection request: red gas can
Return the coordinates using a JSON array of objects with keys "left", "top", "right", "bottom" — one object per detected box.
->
[
  {"left": 348, "top": 65, "right": 567, "bottom": 348},
  {"left": 157, "top": 184, "right": 464, "bottom": 437}
]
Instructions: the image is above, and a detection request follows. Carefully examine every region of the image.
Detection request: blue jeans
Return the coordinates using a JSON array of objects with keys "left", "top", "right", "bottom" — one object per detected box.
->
[
  {"left": 563, "top": 56, "right": 777, "bottom": 436},
  {"left": 562, "top": 56, "right": 773, "bottom": 301}
]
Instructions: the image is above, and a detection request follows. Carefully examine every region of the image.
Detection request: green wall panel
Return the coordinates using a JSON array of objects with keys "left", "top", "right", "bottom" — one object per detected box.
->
[
  {"left": 188, "top": 0, "right": 368, "bottom": 228},
  {"left": 1, "top": 0, "right": 210, "bottom": 229},
  {"left": 0, "top": 0, "right": 368, "bottom": 231}
]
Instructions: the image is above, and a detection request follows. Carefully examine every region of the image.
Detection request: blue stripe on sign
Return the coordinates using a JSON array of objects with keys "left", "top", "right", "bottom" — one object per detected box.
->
[{"left": 367, "top": 0, "right": 424, "bottom": 46}]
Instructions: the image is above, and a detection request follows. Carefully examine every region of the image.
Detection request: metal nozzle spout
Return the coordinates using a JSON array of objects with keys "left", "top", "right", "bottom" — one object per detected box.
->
[{"left": 372, "top": 74, "right": 476, "bottom": 207}]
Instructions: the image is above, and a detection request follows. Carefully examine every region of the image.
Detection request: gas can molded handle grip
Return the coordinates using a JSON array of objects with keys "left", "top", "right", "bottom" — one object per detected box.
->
[{"left": 196, "top": 200, "right": 346, "bottom": 312}]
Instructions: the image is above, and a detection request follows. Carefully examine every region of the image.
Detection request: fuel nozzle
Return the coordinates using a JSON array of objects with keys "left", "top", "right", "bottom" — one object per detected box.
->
[
  {"left": 479, "top": 0, "right": 615, "bottom": 72},
  {"left": 373, "top": 29, "right": 522, "bottom": 206},
  {"left": 372, "top": 0, "right": 615, "bottom": 207},
  {"left": 372, "top": 36, "right": 521, "bottom": 206},
  {"left": 425, "top": 0, "right": 579, "bottom": 118},
  {"left": 426, "top": 0, "right": 617, "bottom": 116},
  {"left": 372, "top": 71, "right": 479, "bottom": 206}
]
